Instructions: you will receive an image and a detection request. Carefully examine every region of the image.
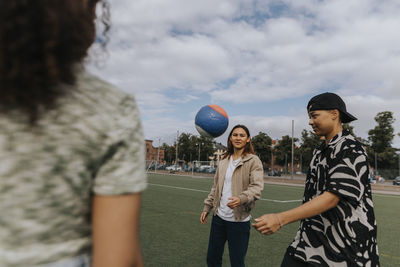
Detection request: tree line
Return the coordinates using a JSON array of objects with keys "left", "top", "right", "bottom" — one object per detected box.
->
[
  {"left": 161, "top": 111, "right": 400, "bottom": 178},
  {"left": 161, "top": 134, "right": 219, "bottom": 164}
]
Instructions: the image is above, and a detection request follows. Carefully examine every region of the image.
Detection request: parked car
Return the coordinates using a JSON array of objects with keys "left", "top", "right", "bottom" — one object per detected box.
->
[
  {"left": 267, "top": 170, "right": 281, "bottom": 177},
  {"left": 203, "top": 166, "right": 216, "bottom": 174},
  {"left": 187, "top": 166, "right": 199, "bottom": 172},
  {"left": 156, "top": 164, "right": 166, "bottom": 170},
  {"left": 393, "top": 176, "right": 400, "bottom": 186},
  {"left": 148, "top": 163, "right": 166, "bottom": 170},
  {"left": 199, "top": 165, "right": 212, "bottom": 172},
  {"left": 166, "top": 165, "right": 182, "bottom": 171}
]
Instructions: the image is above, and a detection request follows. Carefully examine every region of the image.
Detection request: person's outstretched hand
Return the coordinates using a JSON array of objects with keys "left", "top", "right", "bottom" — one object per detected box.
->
[{"left": 252, "top": 214, "right": 281, "bottom": 235}]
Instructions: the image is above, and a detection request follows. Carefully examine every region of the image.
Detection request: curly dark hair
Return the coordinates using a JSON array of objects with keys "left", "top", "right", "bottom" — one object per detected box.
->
[{"left": 0, "top": 0, "right": 110, "bottom": 124}]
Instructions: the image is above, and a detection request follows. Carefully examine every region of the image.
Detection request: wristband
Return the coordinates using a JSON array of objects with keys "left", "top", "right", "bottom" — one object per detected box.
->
[{"left": 274, "top": 214, "right": 282, "bottom": 229}]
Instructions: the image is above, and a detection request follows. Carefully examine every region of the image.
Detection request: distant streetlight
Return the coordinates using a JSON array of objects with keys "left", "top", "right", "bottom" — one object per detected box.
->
[
  {"left": 291, "top": 120, "right": 294, "bottom": 179},
  {"left": 397, "top": 152, "right": 400, "bottom": 176},
  {"left": 300, "top": 153, "right": 303, "bottom": 174},
  {"left": 285, "top": 154, "right": 288, "bottom": 174},
  {"left": 270, "top": 146, "right": 273, "bottom": 171},
  {"left": 270, "top": 141, "right": 276, "bottom": 171},
  {"left": 197, "top": 142, "right": 204, "bottom": 163},
  {"left": 156, "top": 137, "right": 161, "bottom": 173},
  {"left": 175, "top": 130, "right": 179, "bottom": 167}
]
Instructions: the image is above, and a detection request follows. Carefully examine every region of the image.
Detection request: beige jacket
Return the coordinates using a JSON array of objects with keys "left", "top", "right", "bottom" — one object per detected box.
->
[{"left": 203, "top": 153, "right": 264, "bottom": 221}]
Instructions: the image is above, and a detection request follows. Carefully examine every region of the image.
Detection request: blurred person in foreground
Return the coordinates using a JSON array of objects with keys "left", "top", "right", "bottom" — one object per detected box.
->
[
  {"left": 0, "top": 1, "right": 146, "bottom": 266},
  {"left": 253, "top": 93, "right": 379, "bottom": 266}
]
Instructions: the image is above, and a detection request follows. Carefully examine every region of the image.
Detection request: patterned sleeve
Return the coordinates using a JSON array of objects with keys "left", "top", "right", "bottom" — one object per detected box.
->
[
  {"left": 92, "top": 94, "right": 147, "bottom": 195},
  {"left": 326, "top": 147, "right": 368, "bottom": 206}
]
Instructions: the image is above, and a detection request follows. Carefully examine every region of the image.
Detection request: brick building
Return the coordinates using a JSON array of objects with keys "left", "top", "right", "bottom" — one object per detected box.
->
[{"left": 145, "top": 140, "right": 165, "bottom": 164}]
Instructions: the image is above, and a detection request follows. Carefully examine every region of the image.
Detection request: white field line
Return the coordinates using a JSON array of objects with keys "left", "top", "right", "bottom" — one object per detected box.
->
[
  {"left": 148, "top": 183, "right": 302, "bottom": 203},
  {"left": 148, "top": 173, "right": 400, "bottom": 197},
  {"left": 372, "top": 192, "right": 400, "bottom": 198}
]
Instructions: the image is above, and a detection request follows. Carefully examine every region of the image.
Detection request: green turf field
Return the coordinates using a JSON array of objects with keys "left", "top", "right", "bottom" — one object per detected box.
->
[{"left": 140, "top": 173, "right": 400, "bottom": 266}]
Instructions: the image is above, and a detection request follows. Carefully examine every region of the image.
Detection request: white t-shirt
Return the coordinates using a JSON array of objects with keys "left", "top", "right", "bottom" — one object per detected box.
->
[{"left": 217, "top": 156, "right": 250, "bottom": 222}]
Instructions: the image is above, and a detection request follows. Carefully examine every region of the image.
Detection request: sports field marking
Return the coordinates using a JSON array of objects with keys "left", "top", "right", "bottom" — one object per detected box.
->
[
  {"left": 372, "top": 192, "right": 400, "bottom": 198},
  {"left": 262, "top": 198, "right": 301, "bottom": 203},
  {"left": 149, "top": 183, "right": 209, "bottom": 193},
  {"left": 148, "top": 183, "right": 302, "bottom": 203},
  {"left": 149, "top": 173, "right": 400, "bottom": 196},
  {"left": 380, "top": 253, "right": 400, "bottom": 260}
]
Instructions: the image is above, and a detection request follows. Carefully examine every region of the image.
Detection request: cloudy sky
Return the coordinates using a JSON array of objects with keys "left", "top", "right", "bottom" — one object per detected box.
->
[{"left": 88, "top": 0, "right": 400, "bottom": 148}]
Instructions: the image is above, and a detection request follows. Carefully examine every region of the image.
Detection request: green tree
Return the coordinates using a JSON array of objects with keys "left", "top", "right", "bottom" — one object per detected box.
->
[
  {"left": 251, "top": 132, "right": 272, "bottom": 164},
  {"left": 197, "top": 135, "right": 214, "bottom": 162},
  {"left": 176, "top": 133, "right": 214, "bottom": 162},
  {"left": 177, "top": 133, "right": 196, "bottom": 162},
  {"left": 299, "top": 129, "right": 322, "bottom": 172},
  {"left": 161, "top": 143, "right": 175, "bottom": 164},
  {"left": 275, "top": 135, "right": 299, "bottom": 172},
  {"left": 367, "top": 111, "right": 397, "bottom": 177}
]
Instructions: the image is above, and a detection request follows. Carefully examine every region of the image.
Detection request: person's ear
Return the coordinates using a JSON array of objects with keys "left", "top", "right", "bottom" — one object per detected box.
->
[{"left": 330, "top": 110, "right": 339, "bottom": 121}]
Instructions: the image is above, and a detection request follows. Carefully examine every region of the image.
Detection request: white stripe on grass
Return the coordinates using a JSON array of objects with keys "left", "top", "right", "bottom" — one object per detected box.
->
[
  {"left": 372, "top": 193, "right": 400, "bottom": 198},
  {"left": 149, "top": 183, "right": 209, "bottom": 193},
  {"left": 148, "top": 183, "right": 302, "bottom": 203}
]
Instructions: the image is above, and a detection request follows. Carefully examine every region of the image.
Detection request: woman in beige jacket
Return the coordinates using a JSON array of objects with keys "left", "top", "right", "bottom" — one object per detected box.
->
[{"left": 200, "top": 124, "right": 264, "bottom": 267}]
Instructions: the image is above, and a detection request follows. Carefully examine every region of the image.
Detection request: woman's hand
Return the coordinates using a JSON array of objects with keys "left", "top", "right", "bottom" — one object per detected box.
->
[
  {"left": 200, "top": 211, "right": 208, "bottom": 224},
  {"left": 227, "top": 197, "right": 241, "bottom": 209},
  {"left": 252, "top": 214, "right": 281, "bottom": 235}
]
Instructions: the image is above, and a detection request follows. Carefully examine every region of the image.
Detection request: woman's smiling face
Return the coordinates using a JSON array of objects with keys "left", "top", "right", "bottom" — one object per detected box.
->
[{"left": 230, "top": 127, "right": 250, "bottom": 150}]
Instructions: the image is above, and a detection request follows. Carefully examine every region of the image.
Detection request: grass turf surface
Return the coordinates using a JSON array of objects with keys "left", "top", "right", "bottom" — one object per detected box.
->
[{"left": 140, "top": 173, "right": 400, "bottom": 266}]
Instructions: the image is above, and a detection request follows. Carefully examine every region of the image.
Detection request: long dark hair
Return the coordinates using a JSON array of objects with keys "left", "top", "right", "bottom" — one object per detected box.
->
[
  {"left": 223, "top": 124, "right": 255, "bottom": 159},
  {"left": 0, "top": 0, "right": 110, "bottom": 124}
]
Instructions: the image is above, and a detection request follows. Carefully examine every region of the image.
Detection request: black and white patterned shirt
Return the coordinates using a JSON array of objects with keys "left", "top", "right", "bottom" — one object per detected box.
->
[{"left": 287, "top": 130, "right": 379, "bottom": 267}]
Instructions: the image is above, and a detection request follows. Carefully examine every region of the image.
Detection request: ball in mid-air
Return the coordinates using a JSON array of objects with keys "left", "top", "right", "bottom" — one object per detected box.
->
[{"left": 195, "top": 105, "right": 229, "bottom": 138}]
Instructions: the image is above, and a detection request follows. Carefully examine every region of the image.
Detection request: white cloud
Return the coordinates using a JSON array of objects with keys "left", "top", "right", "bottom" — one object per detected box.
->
[
  {"left": 88, "top": 0, "right": 400, "bottom": 148},
  {"left": 230, "top": 114, "right": 307, "bottom": 139},
  {"left": 341, "top": 94, "right": 400, "bottom": 147}
]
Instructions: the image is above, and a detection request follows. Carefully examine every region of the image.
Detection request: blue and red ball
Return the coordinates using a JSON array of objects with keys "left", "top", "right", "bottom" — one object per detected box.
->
[{"left": 195, "top": 105, "right": 229, "bottom": 138}]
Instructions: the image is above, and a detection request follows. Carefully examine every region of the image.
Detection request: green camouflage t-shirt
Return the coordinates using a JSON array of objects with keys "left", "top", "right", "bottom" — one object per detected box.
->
[{"left": 0, "top": 68, "right": 147, "bottom": 266}]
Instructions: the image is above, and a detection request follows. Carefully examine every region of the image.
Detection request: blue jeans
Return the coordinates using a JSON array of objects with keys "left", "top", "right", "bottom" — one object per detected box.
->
[{"left": 206, "top": 215, "right": 250, "bottom": 267}]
